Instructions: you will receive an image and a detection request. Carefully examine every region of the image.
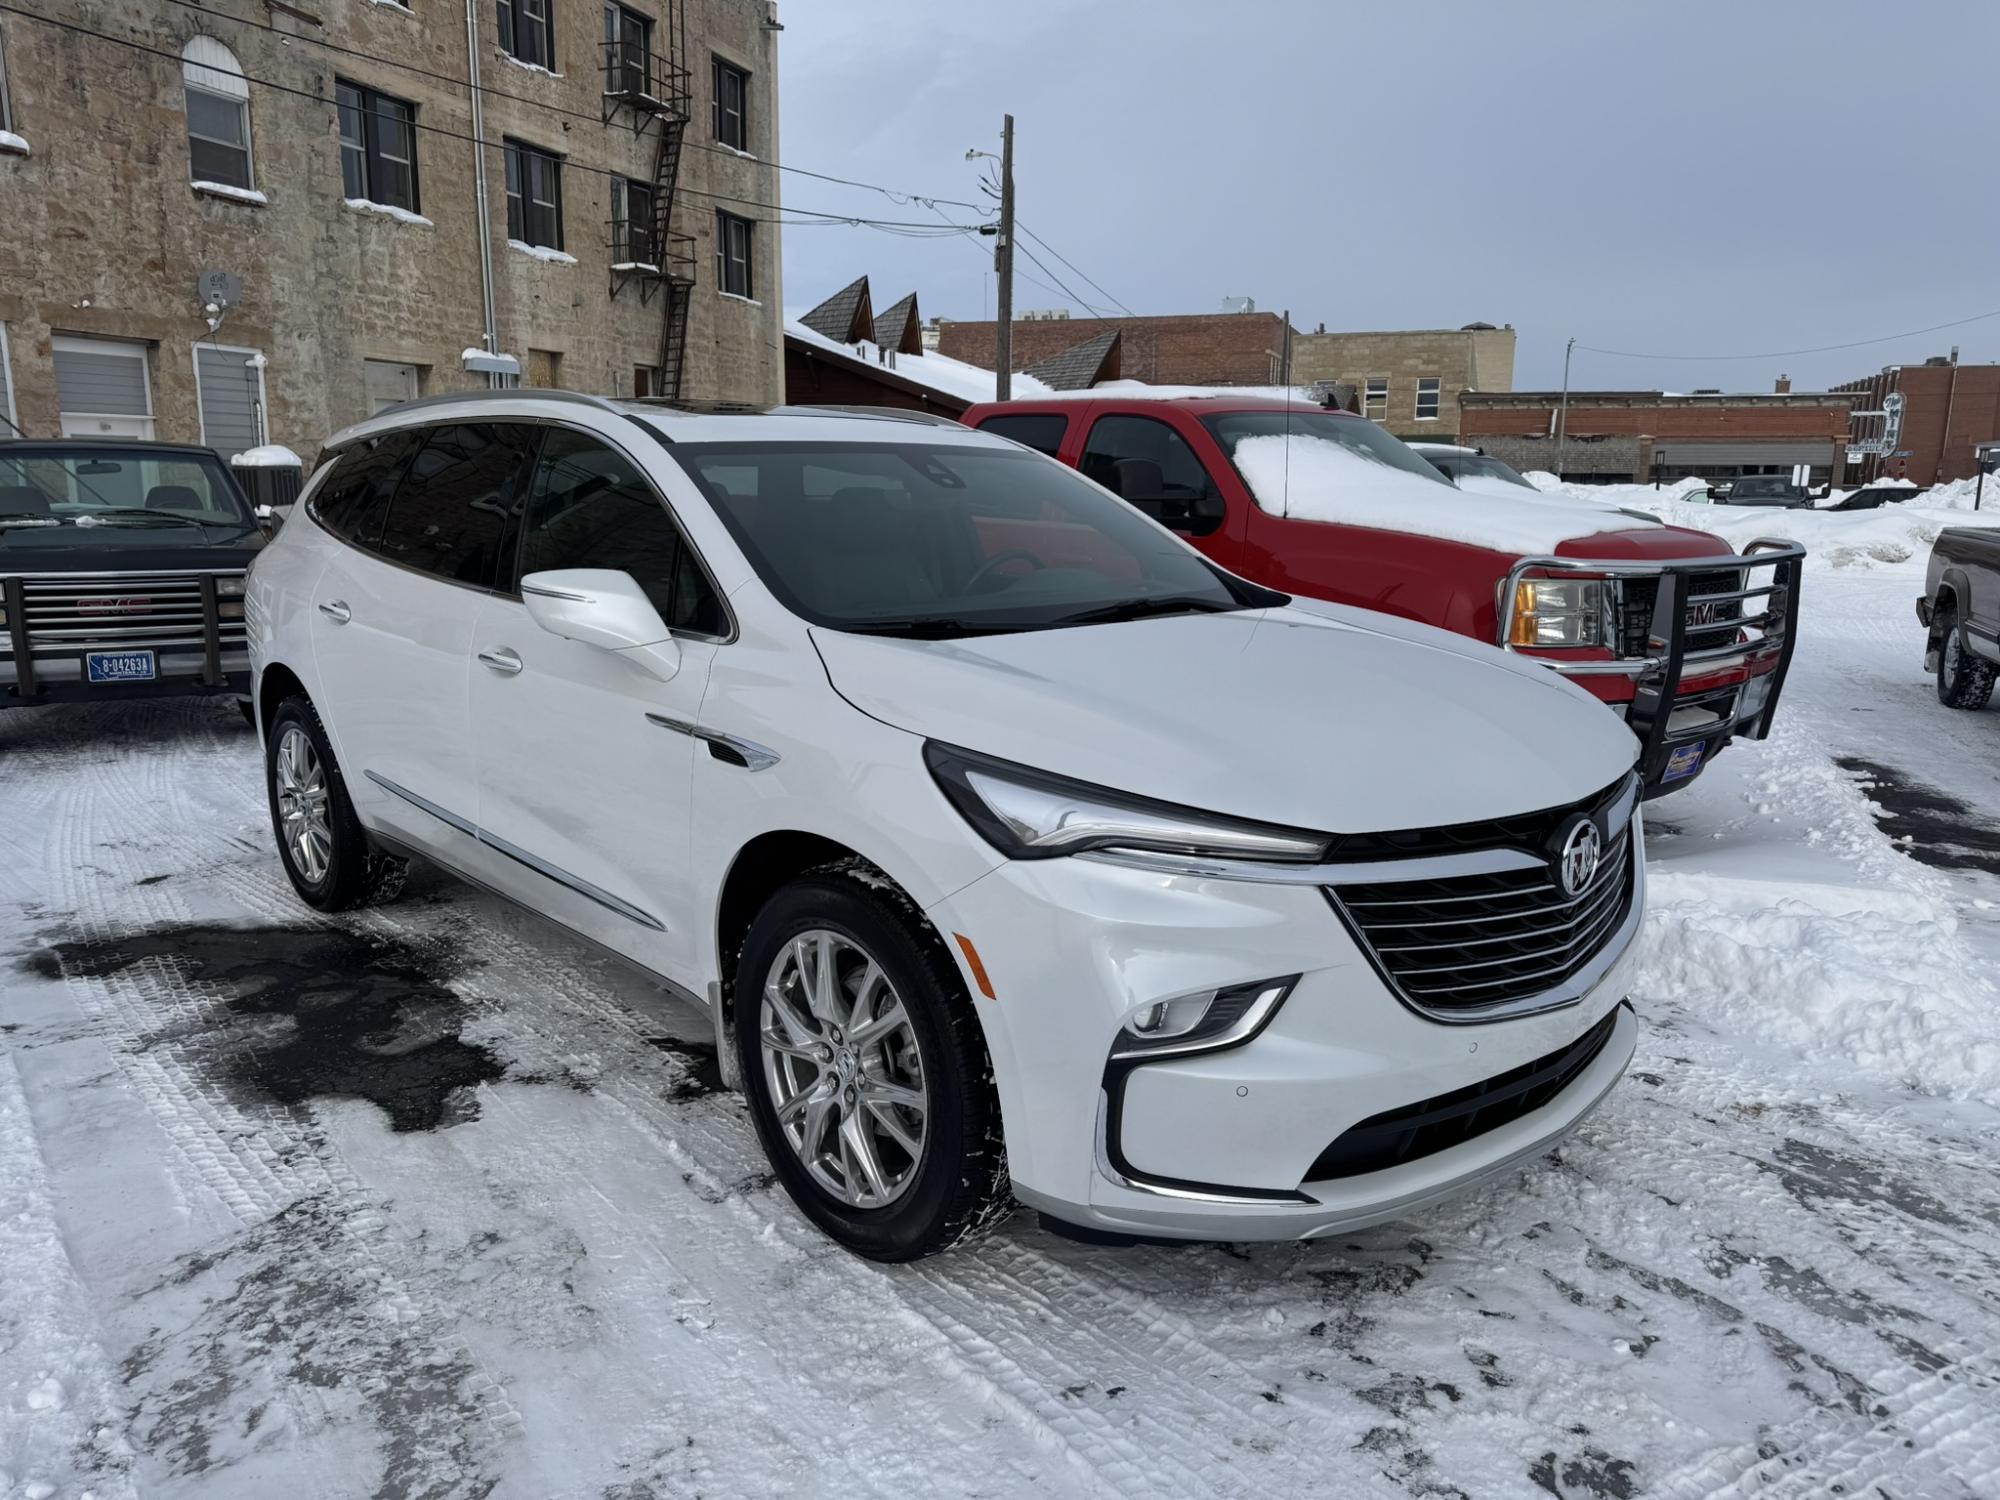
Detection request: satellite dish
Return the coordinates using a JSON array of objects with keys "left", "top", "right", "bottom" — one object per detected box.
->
[{"left": 198, "top": 270, "right": 243, "bottom": 310}]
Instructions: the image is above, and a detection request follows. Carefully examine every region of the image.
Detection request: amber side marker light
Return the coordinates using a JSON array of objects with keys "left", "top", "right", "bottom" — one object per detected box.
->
[{"left": 953, "top": 933, "right": 996, "bottom": 1000}]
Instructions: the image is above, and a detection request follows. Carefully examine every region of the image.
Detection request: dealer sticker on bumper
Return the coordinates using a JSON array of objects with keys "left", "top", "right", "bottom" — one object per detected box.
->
[
  {"left": 86, "top": 650, "right": 158, "bottom": 684},
  {"left": 1662, "top": 741, "right": 1706, "bottom": 782}
]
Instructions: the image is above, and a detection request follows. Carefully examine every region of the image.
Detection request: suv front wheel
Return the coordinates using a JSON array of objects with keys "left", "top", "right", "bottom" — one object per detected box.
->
[
  {"left": 735, "top": 872, "right": 1010, "bottom": 1260},
  {"left": 265, "top": 695, "right": 406, "bottom": 910}
]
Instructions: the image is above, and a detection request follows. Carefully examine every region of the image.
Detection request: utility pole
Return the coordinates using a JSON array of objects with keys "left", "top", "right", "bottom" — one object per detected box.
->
[
  {"left": 1554, "top": 336, "right": 1575, "bottom": 480},
  {"left": 995, "top": 114, "right": 1016, "bottom": 402}
]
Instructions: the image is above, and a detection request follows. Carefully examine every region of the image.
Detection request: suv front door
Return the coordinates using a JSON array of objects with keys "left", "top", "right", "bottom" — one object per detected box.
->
[{"left": 467, "top": 425, "right": 725, "bottom": 973}]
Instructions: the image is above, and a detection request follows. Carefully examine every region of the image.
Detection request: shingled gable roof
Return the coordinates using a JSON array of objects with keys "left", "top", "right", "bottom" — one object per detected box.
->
[
  {"left": 874, "top": 292, "right": 923, "bottom": 355},
  {"left": 1022, "top": 330, "right": 1122, "bottom": 391},
  {"left": 798, "top": 275, "right": 876, "bottom": 344}
]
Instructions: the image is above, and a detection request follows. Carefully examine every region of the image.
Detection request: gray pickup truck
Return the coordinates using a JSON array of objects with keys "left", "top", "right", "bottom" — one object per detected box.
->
[{"left": 1918, "top": 528, "right": 2000, "bottom": 709}]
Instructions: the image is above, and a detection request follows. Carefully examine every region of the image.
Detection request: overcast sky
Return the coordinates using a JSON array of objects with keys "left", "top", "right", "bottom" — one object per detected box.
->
[{"left": 776, "top": 0, "right": 2000, "bottom": 393}]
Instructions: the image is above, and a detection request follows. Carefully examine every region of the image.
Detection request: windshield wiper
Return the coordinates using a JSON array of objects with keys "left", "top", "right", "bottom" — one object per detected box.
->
[
  {"left": 838, "top": 617, "right": 1019, "bottom": 640},
  {"left": 1046, "top": 596, "right": 1238, "bottom": 629},
  {"left": 77, "top": 509, "right": 207, "bottom": 528}
]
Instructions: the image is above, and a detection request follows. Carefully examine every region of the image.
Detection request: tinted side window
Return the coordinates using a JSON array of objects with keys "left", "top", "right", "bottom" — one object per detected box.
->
[
  {"left": 312, "top": 429, "right": 425, "bottom": 549},
  {"left": 376, "top": 423, "right": 537, "bottom": 586},
  {"left": 1079, "top": 415, "right": 1213, "bottom": 501},
  {"left": 976, "top": 413, "right": 1068, "bottom": 458},
  {"left": 519, "top": 428, "right": 727, "bottom": 636}
]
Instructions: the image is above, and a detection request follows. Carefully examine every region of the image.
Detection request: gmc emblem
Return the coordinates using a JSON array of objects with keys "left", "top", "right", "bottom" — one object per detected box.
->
[
  {"left": 79, "top": 597, "right": 153, "bottom": 616},
  {"left": 1688, "top": 599, "right": 1730, "bottom": 627}
]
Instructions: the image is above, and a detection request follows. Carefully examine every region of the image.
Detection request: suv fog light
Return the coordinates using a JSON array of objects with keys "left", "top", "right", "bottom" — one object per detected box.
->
[{"left": 1113, "top": 976, "right": 1299, "bottom": 1061}]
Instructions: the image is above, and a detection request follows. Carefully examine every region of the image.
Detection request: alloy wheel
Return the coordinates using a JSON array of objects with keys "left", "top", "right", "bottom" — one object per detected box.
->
[
  {"left": 759, "top": 929, "right": 929, "bottom": 1209},
  {"left": 274, "top": 724, "right": 333, "bottom": 883}
]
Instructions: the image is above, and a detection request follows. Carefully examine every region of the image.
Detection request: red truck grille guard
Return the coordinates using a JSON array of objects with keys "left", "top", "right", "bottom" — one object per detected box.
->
[{"left": 1497, "top": 538, "right": 1807, "bottom": 797}]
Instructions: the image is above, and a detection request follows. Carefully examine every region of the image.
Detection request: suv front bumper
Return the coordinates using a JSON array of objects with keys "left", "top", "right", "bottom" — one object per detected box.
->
[{"left": 930, "top": 822, "right": 1645, "bottom": 1241}]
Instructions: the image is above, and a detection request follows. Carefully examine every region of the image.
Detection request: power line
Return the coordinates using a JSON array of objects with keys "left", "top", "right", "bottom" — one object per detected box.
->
[
  {"left": 0, "top": 5, "right": 993, "bottom": 232},
  {"left": 1577, "top": 307, "right": 2000, "bottom": 362},
  {"left": 1015, "top": 241, "right": 1114, "bottom": 319},
  {"left": 1016, "top": 223, "right": 1134, "bottom": 317},
  {"left": 152, "top": 0, "right": 992, "bottom": 212}
]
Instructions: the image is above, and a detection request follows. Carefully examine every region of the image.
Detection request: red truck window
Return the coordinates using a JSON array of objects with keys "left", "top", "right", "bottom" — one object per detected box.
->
[
  {"left": 1079, "top": 414, "right": 1213, "bottom": 503},
  {"left": 975, "top": 412, "right": 1067, "bottom": 458}
]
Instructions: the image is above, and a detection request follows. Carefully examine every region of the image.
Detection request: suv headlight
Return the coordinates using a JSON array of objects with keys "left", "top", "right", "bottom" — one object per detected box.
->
[
  {"left": 215, "top": 575, "right": 248, "bottom": 598},
  {"left": 1508, "top": 577, "right": 1608, "bottom": 648},
  {"left": 924, "top": 743, "right": 1328, "bottom": 863}
]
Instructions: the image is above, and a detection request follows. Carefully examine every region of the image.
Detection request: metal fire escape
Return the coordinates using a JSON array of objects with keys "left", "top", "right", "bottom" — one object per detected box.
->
[{"left": 603, "top": 0, "right": 695, "bottom": 401}]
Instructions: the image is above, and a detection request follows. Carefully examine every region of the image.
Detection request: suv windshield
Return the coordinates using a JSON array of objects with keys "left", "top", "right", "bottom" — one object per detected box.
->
[
  {"left": 668, "top": 439, "right": 1269, "bottom": 636},
  {"left": 0, "top": 448, "right": 254, "bottom": 539}
]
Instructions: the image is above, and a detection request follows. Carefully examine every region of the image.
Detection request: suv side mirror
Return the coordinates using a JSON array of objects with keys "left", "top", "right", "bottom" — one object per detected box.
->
[{"left": 520, "top": 567, "right": 682, "bottom": 681}]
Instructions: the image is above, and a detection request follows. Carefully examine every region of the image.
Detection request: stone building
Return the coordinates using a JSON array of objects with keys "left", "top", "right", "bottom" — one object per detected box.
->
[
  {"left": 1286, "top": 324, "right": 1515, "bottom": 441},
  {"left": 0, "top": 0, "right": 784, "bottom": 462},
  {"left": 1459, "top": 389, "right": 1855, "bottom": 485}
]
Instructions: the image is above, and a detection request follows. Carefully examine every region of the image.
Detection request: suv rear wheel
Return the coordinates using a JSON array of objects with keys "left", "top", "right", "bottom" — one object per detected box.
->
[
  {"left": 735, "top": 871, "right": 1010, "bottom": 1260},
  {"left": 1936, "top": 606, "right": 1997, "bottom": 710},
  {"left": 265, "top": 695, "right": 406, "bottom": 910}
]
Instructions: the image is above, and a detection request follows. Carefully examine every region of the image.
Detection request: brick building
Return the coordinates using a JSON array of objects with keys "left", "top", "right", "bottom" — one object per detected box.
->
[
  {"left": 0, "top": 0, "right": 784, "bottom": 461},
  {"left": 1459, "top": 390, "right": 1855, "bottom": 485},
  {"left": 937, "top": 311, "right": 1292, "bottom": 388},
  {"left": 1829, "top": 357, "right": 2000, "bottom": 486},
  {"left": 1288, "top": 324, "right": 1515, "bottom": 441}
]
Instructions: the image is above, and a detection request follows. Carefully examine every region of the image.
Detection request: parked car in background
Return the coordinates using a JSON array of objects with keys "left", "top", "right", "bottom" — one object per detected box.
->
[
  {"left": 249, "top": 391, "right": 1646, "bottom": 1259},
  {"left": 1410, "top": 442, "right": 1540, "bottom": 495},
  {"left": 1828, "top": 479, "right": 1920, "bottom": 512},
  {"left": 1, "top": 440, "right": 263, "bottom": 715},
  {"left": 1720, "top": 475, "right": 1812, "bottom": 508},
  {"left": 1918, "top": 528, "right": 2000, "bottom": 709},
  {"left": 964, "top": 393, "right": 1805, "bottom": 797}
]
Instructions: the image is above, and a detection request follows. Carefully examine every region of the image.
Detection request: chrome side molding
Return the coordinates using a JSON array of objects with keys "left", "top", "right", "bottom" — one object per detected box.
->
[
  {"left": 645, "top": 711, "right": 780, "bottom": 772},
  {"left": 363, "top": 769, "right": 665, "bottom": 931}
]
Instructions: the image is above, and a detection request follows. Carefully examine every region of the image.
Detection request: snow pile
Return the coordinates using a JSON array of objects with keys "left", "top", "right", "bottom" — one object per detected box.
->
[
  {"left": 230, "top": 444, "right": 302, "bottom": 469},
  {"left": 191, "top": 181, "right": 268, "bottom": 205},
  {"left": 343, "top": 197, "right": 433, "bottom": 228},
  {"left": 0, "top": 130, "right": 30, "bottom": 156},
  {"left": 1232, "top": 432, "right": 1659, "bottom": 552},
  {"left": 785, "top": 318, "right": 1054, "bottom": 405},
  {"left": 508, "top": 239, "right": 577, "bottom": 266},
  {"left": 1036, "top": 380, "right": 1322, "bottom": 403}
]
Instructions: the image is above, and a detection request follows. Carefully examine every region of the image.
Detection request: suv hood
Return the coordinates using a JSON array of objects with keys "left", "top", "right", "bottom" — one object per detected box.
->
[{"left": 813, "top": 603, "right": 1638, "bottom": 835}]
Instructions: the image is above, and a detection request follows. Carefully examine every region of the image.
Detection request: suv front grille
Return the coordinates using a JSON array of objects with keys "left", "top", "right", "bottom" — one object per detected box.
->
[
  {"left": 1305, "top": 1006, "right": 1623, "bottom": 1180},
  {"left": 1328, "top": 819, "right": 1636, "bottom": 1014},
  {"left": 15, "top": 574, "right": 246, "bottom": 653}
]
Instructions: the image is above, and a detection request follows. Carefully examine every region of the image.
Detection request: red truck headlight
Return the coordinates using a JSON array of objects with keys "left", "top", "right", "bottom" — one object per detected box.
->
[{"left": 1509, "top": 578, "right": 1609, "bottom": 648}]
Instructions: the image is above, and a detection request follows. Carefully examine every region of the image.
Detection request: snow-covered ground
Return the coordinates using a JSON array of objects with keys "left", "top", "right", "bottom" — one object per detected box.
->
[{"left": 6, "top": 540, "right": 2000, "bottom": 1497}]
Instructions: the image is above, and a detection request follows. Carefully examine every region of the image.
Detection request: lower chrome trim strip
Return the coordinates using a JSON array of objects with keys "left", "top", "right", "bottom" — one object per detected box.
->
[{"left": 363, "top": 769, "right": 665, "bottom": 931}]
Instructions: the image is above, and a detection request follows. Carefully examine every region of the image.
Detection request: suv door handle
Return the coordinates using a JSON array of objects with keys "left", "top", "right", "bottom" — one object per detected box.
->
[
  {"left": 478, "top": 647, "right": 524, "bottom": 676},
  {"left": 317, "top": 599, "right": 352, "bottom": 623}
]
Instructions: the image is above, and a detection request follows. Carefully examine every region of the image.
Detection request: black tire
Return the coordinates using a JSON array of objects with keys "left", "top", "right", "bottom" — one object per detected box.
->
[
  {"left": 734, "top": 868, "right": 1010, "bottom": 1260},
  {"left": 1936, "top": 607, "right": 1997, "bottom": 711},
  {"left": 264, "top": 694, "right": 406, "bottom": 911}
]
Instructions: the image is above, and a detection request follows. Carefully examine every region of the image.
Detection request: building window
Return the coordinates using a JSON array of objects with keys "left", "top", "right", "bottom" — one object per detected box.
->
[
  {"left": 496, "top": 0, "right": 554, "bottom": 70},
  {"left": 52, "top": 336, "right": 155, "bottom": 440},
  {"left": 1364, "top": 377, "right": 1388, "bottom": 421},
  {"left": 712, "top": 55, "right": 748, "bottom": 149},
  {"left": 336, "top": 82, "right": 419, "bottom": 212},
  {"left": 604, "top": 4, "right": 653, "bottom": 96},
  {"left": 191, "top": 342, "right": 268, "bottom": 461},
  {"left": 611, "top": 176, "right": 657, "bottom": 265},
  {"left": 364, "top": 359, "right": 421, "bottom": 415},
  {"left": 1415, "top": 377, "right": 1441, "bottom": 422},
  {"left": 0, "top": 323, "right": 18, "bottom": 438},
  {"left": 715, "top": 210, "right": 753, "bottom": 298},
  {"left": 504, "top": 139, "right": 563, "bottom": 250},
  {"left": 0, "top": 23, "right": 15, "bottom": 136},
  {"left": 182, "top": 37, "right": 253, "bottom": 191}
]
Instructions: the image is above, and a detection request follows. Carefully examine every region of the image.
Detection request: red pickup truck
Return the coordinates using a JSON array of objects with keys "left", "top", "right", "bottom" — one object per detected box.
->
[{"left": 960, "top": 393, "right": 1804, "bottom": 797}]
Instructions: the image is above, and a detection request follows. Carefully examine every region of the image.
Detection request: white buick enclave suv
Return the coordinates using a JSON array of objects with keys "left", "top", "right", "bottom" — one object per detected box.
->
[{"left": 247, "top": 392, "right": 1646, "bottom": 1260}]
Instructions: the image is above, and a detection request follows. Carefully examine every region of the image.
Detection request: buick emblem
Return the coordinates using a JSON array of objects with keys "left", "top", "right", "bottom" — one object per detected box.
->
[{"left": 1555, "top": 818, "right": 1602, "bottom": 897}]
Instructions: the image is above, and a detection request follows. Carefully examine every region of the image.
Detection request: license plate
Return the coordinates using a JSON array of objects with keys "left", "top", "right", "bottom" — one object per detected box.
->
[
  {"left": 86, "top": 649, "right": 157, "bottom": 684},
  {"left": 1662, "top": 741, "right": 1706, "bottom": 782}
]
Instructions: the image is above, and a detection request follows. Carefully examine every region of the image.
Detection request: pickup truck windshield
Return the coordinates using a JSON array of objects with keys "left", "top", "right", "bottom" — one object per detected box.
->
[
  {"left": 0, "top": 449, "right": 254, "bottom": 540},
  {"left": 1729, "top": 476, "right": 1803, "bottom": 500},
  {"left": 669, "top": 439, "right": 1262, "bottom": 637},
  {"left": 1436, "top": 452, "right": 1539, "bottom": 489}
]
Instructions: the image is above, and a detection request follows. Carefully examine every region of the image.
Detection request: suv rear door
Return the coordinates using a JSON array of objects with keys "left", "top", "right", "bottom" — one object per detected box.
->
[
  {"left": 309, "top": 421, "right": 535, "bottom": 854},
  {"left": 467, "top": 424, "right": 723, "bottom": 972}
]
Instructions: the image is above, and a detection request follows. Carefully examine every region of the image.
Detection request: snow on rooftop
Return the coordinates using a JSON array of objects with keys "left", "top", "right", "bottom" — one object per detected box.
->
[{"left": 785, "top": 318, "right": 1054, "bottom": 405}]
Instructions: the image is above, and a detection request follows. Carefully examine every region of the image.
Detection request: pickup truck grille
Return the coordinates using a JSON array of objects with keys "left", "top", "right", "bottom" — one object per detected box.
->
[
  {"left": 1329, "top": 824, "right": 1635, "bottom": 1014},
  {"left": 1618, "top": 569, "right": 1745, "bottom": 658},
  {"left": 13, "top": 573, "right": 246, "bottom": 653}
]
